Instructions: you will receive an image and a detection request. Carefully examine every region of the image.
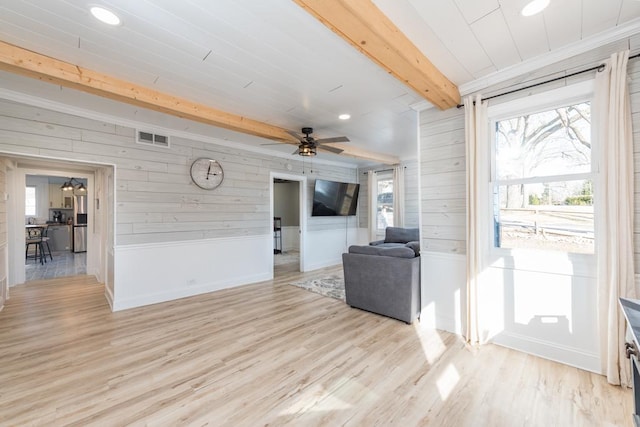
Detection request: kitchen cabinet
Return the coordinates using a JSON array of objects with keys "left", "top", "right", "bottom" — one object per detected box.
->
[
  {"left": 49, "top": 184, "right": 62, "bottom": 208},
  {"left": 49, "top": 184, "right": 73, "bottom": 209}
]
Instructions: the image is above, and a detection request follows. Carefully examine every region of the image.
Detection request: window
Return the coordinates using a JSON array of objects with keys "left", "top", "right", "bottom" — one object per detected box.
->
[
  {"left": 375, "top": 172, "right": 394, "bottom": 234},
  {"left": 25, "top": 186, "right": 36, "bottom": 216},
  {"left": 492, "top": 100, "right": 593, "bottom": 254}
]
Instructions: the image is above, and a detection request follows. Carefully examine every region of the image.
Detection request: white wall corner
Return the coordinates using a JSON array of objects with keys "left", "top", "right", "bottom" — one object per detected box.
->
[{"left": 104, "top": 285, "right": 114, "bottom": 311}]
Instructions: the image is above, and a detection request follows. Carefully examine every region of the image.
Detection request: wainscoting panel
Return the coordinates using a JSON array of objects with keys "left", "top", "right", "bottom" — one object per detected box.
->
[
  {"left": 113, "top": 234, "right": 272, "bottom": 311},
  {"left": 304, "top": 228, "right": 362, "bottom": 271},
  {"left": 420, "top": 251, "right": 466, "bottom": 335}
]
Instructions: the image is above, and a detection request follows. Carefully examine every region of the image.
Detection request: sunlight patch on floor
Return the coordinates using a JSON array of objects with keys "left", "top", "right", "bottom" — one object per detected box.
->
[
  {"left": 436, "top": 363, "right": 460, "bottom": 401},
  {"left": 414, "top": 323, "right": 447, "bottom": 365},
  {"left": 279, "top": 377, "right": 378, "bottom": 416}
]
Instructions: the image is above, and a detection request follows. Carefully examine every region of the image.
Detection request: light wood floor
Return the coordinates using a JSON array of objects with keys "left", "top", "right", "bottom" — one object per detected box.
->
[{"left": 0, "top": 265, "right": 633, "bottom": 426}]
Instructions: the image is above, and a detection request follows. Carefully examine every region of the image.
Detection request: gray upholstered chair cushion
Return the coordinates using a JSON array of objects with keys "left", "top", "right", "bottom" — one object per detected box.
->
[
  {"left": 384, "top": 227, "right": 419, "bottom": 244},
  {"left": 348, "top": 244, "right": 415, "bottom": 258}
]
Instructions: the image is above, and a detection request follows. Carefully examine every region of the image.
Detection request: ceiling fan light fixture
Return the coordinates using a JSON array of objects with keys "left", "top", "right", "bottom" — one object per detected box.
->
[
  {"left": 521, "top": 0, "right": 550, "bottom": 17},
  {"left": 60, "top": 180, "right": 74, "bottom": 191},
  {"left": 298, "top": 144, "right": 316, "bottom": 157},
  {"left": 90, "top": 6, "right": 121, "bottom": 26},
  {"left": 338, "top": 113, "right": 351, "bottom": 120}
]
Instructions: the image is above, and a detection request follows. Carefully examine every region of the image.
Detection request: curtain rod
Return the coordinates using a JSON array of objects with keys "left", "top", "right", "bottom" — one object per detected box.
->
[
  {"left": 363, "top": 166, "right": 406, "bottom": 174},
  {"left": 456, "top": 52, "right": 640, "bottom": 109}
]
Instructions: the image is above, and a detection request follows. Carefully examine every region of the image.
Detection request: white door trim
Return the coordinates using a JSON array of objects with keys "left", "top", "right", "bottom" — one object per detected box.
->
[{"left": 270, "top": 172, "right": 308, "bottom": 274}]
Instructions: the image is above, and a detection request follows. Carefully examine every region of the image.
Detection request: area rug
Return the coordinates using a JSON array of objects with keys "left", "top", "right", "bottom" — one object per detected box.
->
[{"left": 289, "top": 274, "right": 345, "bottom": 301}]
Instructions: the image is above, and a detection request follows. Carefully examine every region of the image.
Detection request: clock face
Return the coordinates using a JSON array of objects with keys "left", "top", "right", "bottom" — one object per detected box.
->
[{"left": 190, "top": 158, "right": 224, "bottom": 190}]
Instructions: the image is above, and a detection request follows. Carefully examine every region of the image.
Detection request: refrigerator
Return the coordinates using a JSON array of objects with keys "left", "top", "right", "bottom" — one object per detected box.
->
[{"left": 73, "top": 194, "right": 87, "bottom": 253}]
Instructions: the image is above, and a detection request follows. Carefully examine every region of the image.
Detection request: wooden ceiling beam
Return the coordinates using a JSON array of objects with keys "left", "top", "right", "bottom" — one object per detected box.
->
[
  {"left": 0, "top": 41, "right": 296, "bottom": 143},
  {"left": 325, "top": 143, "right": 399, "bottom": 165},
  {"left": 292, "top": 0, "right": 461, "bottom": 110},
  {"left": 0, "top": 41, "right": 398, "bottom": 164}
]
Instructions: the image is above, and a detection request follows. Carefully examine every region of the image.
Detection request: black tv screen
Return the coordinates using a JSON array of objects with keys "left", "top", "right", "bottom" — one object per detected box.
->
[{"left": 312, "top": 179, "right": 360, "bottom": 216}]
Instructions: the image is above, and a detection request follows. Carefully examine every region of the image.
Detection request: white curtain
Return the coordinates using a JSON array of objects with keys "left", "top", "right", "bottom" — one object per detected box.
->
[
  {"left": 594, "top": 50, "right": 636, "bottom": 386},
  {"left": 367, "top": 170, "right": 377, "bottom": 241},
  {"left": 393, "top": 165, "right": 405, "bottom": 227},
  {"left": 465, "top": 94, "right": 489, "bottom": 345}
]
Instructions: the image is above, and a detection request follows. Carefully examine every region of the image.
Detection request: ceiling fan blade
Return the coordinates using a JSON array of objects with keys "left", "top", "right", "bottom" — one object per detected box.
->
[
  {"left": 317, "top": 145, "right": 344, "bottom": 154},
  {"left": 292, "top": 148, "right": 301, "bottom": 155},
  {"left": 260, "top": 142, "right": 287, "bottom": 146},
  {"left": 315, "top": 136, "right": 350, "bottom": 144},
  {"left": 286, "top": 129, "right": 303, "bottom": 140}
]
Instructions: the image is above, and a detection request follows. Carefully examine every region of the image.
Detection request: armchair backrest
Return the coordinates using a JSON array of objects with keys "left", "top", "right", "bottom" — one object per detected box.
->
[{"left": 384, "top": 227, "right": 419, "bottom": 244}]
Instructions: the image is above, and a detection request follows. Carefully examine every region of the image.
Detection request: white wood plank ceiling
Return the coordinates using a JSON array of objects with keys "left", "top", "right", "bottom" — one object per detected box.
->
[{"left": 0, "top": 0, "right": 638, "bottom": 165}]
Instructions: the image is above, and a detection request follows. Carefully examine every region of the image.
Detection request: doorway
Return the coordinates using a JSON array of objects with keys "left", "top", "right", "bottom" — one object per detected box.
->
[
  {"left": 3, "top": 155, "right": 114, "bottom": 293},
  {"left": 270, "top": 172, "right": 307, "bottom": 277},
  {"left": 24, "top": 174, "right": 87, "bottom": 281}
]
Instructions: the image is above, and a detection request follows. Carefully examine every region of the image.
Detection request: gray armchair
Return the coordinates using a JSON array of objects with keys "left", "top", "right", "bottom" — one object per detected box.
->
[{"left": 342, "top": 227, "right": 420, "bottom": 323}]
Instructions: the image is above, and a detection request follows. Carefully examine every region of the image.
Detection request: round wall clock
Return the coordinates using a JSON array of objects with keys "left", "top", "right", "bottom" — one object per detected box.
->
[{"left": 190, "top": 158, "right": 224, "bottom": 190}]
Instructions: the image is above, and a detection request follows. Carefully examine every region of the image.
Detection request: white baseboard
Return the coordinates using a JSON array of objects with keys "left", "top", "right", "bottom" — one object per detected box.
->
[
  {"left": 112, "top": 234, "right": 272, "bottom": 311},
  {"left": 492, "top": 331, "right": 601, "bottom": 374},
  {"left": 112, "top": 272, "right": 271, "bottom": 311},
  {"left": 305, "top": 257, "right": 343, "bottom": 271}
]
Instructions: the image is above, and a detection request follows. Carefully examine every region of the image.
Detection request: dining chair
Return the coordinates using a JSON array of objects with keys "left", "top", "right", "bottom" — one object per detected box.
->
[
  {"left": 26, "top": 226, "right": 52, "bottom": 264},
  {"left": 40, "top": 227, "right": 53, "bottom": 262},
  {"left": 26, "top": 227, "right": 44, "bottom": 264}
]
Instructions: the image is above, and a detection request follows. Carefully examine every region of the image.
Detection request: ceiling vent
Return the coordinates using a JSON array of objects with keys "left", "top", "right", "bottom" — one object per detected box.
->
[{"left": 137, "top": 130, "right": 170, "bottom": 148}]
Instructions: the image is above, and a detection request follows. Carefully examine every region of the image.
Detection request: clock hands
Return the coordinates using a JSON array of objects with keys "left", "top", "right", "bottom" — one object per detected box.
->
[{"left": 205, "top": 161, "right": 219, "bottom": 180}]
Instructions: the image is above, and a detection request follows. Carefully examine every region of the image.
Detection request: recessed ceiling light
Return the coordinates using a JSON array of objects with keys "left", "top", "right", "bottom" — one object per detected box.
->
[
  {"left": 521, "top": 0, "right": 550, "bottom": 16},
  {"left": 338, "top": 114, "right": 351, "bottom": 120},
  {"left": 90, "top": 6, "right": 121, "bottom": 26}
]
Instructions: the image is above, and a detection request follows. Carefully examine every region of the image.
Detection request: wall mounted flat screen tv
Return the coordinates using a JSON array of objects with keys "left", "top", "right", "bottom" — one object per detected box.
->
[{"left": 312, "top": 179, "right": 360, "bottom": 216}]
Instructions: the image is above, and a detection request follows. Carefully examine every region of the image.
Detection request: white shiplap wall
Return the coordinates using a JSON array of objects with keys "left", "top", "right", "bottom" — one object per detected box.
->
[
  {"left": 419, "top": 38, "right": 640, "bottom": 372},
  {"left": 0, "top": 161, "right": 6, "bottom": 310},
  {"left": 0, "top": 98, "right": 359, "bottom": 309}
]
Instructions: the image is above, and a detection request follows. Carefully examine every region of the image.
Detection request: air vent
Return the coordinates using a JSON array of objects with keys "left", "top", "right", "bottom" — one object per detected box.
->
[{"left": 137, "top": 130, "right": 170, "bottom": 148}]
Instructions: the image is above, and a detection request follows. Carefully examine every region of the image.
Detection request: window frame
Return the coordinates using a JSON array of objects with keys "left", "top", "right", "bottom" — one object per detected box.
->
[
  {"left": 25, "top": 185, "right": 37, "bottom": 217},
  {"left": 374, "top": 170, "right": 394, "bottom": 237},
  {"left": 487, "top": 80, "right": 596, "bottom": 258}
]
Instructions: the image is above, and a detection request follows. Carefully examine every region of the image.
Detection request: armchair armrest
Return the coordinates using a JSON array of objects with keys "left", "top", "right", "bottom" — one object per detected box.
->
[
  {"left": 369, "top": 239, "right": 385, "bottom": 246},
  {"left": 405, "top": 241, "right": 421, "bottom": 256}
]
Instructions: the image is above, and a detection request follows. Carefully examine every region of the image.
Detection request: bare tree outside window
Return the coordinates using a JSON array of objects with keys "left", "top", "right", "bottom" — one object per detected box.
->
[{"left": 494, "top": 102, "right": 593, "bottom": 253}]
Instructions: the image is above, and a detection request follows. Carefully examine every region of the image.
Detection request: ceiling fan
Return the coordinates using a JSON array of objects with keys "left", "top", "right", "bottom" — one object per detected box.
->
[{"left": 264, "top": 127, "right": 349, "bottom": 156}]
